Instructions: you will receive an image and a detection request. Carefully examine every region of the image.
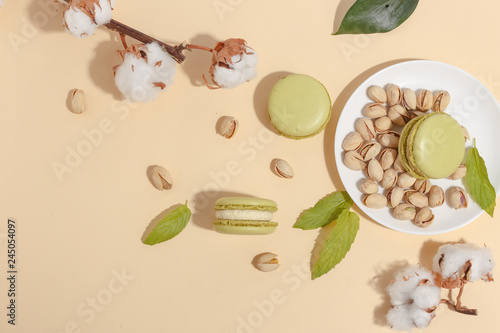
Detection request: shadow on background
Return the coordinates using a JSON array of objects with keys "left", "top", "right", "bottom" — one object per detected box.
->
[
  {"left": 27, "top": 0, "right": 66, "bottom": 33},
  {"left": 180, "top": 34, "right": 218, "bottom": 87},
  {"left": 89, "top": 34, "right": 124, "bottom": 99}
]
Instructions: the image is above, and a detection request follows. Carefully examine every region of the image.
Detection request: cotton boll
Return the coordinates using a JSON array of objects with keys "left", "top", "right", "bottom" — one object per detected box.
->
[
  {"left": 64, "top": 7, "right": 98, "bottom": 38},
  {"left": 412, "top": 285, "right": 441, "bottom": 310},
  {"left": 386, "top": 305, "right": 414, "bottom": 332},
  {"left": 94, "top": 0, "right": 113, "bottom": 25},
  {"left": 387, "top": 265, "right": 435, "bottom": 306},
  {"left": 410, "top": 305, "right": 433, "bottom": 329},
  {"left": 213, "top": 49, "right": 258, "bottom": 89},
  {"left": 213, "top": 66, "right": 246, "bottom": 89},
  {"left": 114, "top": 42, "right": 176, "bottom": 103}
]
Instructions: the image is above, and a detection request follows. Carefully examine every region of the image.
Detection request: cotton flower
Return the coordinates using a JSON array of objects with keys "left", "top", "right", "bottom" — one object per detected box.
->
[
  {"left": 386, "top": 265, "right": 440, "bottom": 331},
  {"left": 205, "top": 38, "right": 257, "bottom": 89},
  {"left": 114, "top": 42, "right": 176, "bottom": 103},
  {"left": 63, "top": 0, "right": 115, "bottom": 38},
  {"left": 433, "top": 243, "right": 494, "bottom": 288}
]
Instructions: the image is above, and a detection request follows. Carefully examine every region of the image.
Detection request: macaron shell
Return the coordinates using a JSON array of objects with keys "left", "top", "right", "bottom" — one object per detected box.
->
[
  {"left": 268, "top": 74, "right": 331, "bottom": 139},
  {"left": 214, "top": 197, "right": 278, "bottom": 212},
  {"left": 398, "top": 115, "right": 425, "bottom": 178},
  {"left": 213, "top": 220, "right": 278, "bottom": 235},
  {"left": 412, "top": 113, "right": 465, "bottom": 179},
  {"left": 405, "top": 113, "right": 435, "bottom": 179}
]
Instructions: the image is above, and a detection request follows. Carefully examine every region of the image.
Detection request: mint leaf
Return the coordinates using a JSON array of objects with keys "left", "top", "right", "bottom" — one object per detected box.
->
[
  {"left": 465, "top": 140, "right": 497, "bottom": 217},
  {"left": 294, "top": 192, "right": 353, "bottom": 230},
  {"left": 333, "top": 0, "right": 419, "bottom": 35},
  {"left": 312, "top": 209, "right": 359, "bottom": 279},
  {"left": 144, "top": 203, "right": 192, "bottom": 245}
]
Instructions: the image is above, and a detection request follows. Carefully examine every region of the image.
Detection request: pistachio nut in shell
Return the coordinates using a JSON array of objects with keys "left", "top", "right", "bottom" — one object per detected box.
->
[
  {"left": 388, "top": 105, "right": 410, "bottom": 126},
  {"left": 393, "top": 154, "right": 405, "bottom": 173},
  {"left": 410, "top": 111, "right": 427, "bottom": 119},
  {"left": 381, "top": 169, "right": 398, "bottom": 189},
  {"left": 402, "top": 88, "right": 417, "bottom": 110},
  {"left": 461, "top": 126, "right": 470, "bottom": 141},
  {"left": 387, "top": 186, "right": 404, "bottom": 208},
  {"left": 414, "top": 207, "right": 434, "bottom": 228},
  {"left": 253, "top": 253, "right": 280, "bottom": 272},
  {"left": 273, "top": 159, "right": 294, "bottom": 179},
  {"left": 378, "top": 131, "right": 400, "bottom": 148},
  {"left": 355, "top": 118, "right": 376, "bottom": 141},
  {"left": 393, "top": 203, "right": 417, "bottom": 220},
  {"left": 342, "top": 132, "right": 363, "bottom": 151},
  {"left": 363, "top": 193, "right": 388, "bottom": 209},
  {"left": 360, "top": 178, "right": 378, "bottom": 194},
  {"left": 378, "top": 148, "right": 397, "bottom": 170},
  {"left": 358, "top": 141, "right": 382, "bottom": 161},
  {"left": 374, "top": 116, "right": 393, "bottom": 134},
  {"left": 432, "top": 90, "right": 450, "bottom": 112},
  {"left": 150, "top": 165, "right": 173, "bottom": 190},
  {"left": 69, "top": 89, "right": 87, "bottom": 114},
  {"left": 367, "top": 85, "right": 387, "bottom": 103},
  {"left": 344, "top": 151, "right": 366, "bottom": 171},
  {"left": 386, "top": 84, "right": 402, "bottom": 106},
  {"left": 397, "top": 172, "right": 417, "bottom": 188},
  {"left": 404, "top": 190, "right": 428, "bottom": 208},
  {"left": 414, "top": 179, "right": 432, "bottom": 194},
  {"left": 217, "top": 116, "right": 238, "bottom": 138},
  {"left": 416, "top": 89, "right": 433, "bottom": 111},
  {"left": 448, "top": 186, "right": 468, "bottom": 209},
  {"left": 363, "top": 103, "right": 387, "bottom": 119},
  {"left": 428, "top": 185, "right": 445, "bottom": 208},
  {"left": 448, "top": 163, "right": 466, "bottom": 180},
  {"left": 367, "top": 159, "right": 384, "bottom": 182}
]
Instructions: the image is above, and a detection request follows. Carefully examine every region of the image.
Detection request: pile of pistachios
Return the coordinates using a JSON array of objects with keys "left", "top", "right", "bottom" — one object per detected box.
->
[{"left": 342, "top": 84, "right": 470, "bottom": 228}]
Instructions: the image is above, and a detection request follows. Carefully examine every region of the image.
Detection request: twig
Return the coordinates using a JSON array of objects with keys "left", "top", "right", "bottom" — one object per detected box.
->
[{"left": 440, "top": 284, "right": 477, "bottom": 316}]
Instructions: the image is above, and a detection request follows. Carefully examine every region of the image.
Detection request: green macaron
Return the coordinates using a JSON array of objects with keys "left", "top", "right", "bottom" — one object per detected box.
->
[
  {"left": 268, "top": 74, "right": 331, "bottom": 139},
  {"left": 399, "top": 112, "right": 465, "bottom": 179},
  {"left": 213, "top": 197, "right": 278, "bottom": 235}
]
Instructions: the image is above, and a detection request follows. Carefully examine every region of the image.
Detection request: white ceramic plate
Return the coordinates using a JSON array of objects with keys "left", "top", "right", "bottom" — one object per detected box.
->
[{"left": 334, "top": 60, "right": 500, "bottom": 235}]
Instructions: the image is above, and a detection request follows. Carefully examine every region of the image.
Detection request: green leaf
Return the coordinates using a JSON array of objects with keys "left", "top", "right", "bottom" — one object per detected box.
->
[
  {"left": 333, "top": 0, "right": 419, "bottom": 35},
  {"left": 294, "top": 192, "right": 353, "bottom": 230},
  {"left": 465, "top": 140, "right": 497, "bottom": 217},
  {"left": 312, "top": 209, "right": 360, "bottom": 279},
  {"left": 144, "top": 203, "right": 192, "bottom": 245}
]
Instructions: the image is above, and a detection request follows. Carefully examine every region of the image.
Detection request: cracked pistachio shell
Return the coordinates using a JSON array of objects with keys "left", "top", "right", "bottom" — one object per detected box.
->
[
  {"left": 393, "top": 203, "right": 417, "bottom": 220},
  {"left": 380, "top": 169, "right": 398, "bottom": 189},
  {"left": 428, "top": 185, "right": 445, "bottom": 208},
  {"left": 410, "top": 110, "right": 427, "bottom": 119},
  {"left": 461, "top": 126, "right": 470, "bottom": 142},
  {"left": 358, "top": 141, "right": 382, "bottom": 161},
  {"left": 360, "top": 178, "right": 378, "bottom": 194},
  {"left": 388, "top": 104, "right": 410, "bottom": 126},
  {"left": 150, "top": 165, "right": 173, "bottom": 190},
  {"left": 378, "top": 148, "right": 397, "bottom": 170},
  {"left": 253, "top": 253, "right": 280, "bottom": 272},
  {"left": 378, "top": 131, "right": 400, "bottom": 148},
  {"left": 404, "top": 190, "right": 429, "bottom": 208},
  {"left": 432, "top": 90, "right": 450, "bottom": 112},
  {"left": 414, "top": 207, "right": 434, "bottom": 228},
  {"left": 448, "top": 186, "right": 468, "bottom": 209},
  {"left": 70, "top": 89, "right": 87, "bottom": 114},
  {"left": 363, "top": 103, "right": 387, "bottom": 119},
  {"left": 342, "top": 131, "right": 363, "bottom": 151},
  {"left": 448, "top": 163, "right": 466, "bottom": 180},
  {"left": 374, "top": 116, "right": 393, "bottom": 134},
  {"left": 367, "top": 159, "right": 384, "bottom": 182},
  {"left": 368, "top": 85, "right": 387, "bottom": 103},
  {"left": 414, "top": 179, "right": 432, "bottom": 194},
  {"left": 393, "top": 154, "right": 405, "bottom": 173},
  {"left": 416, "top": 89, "right": 433, "bottom": 111},
  {"left": 344, "top": 151, "right": 366, "bottom": 171},
  {"left": 363, "top": 193, "right": 388, "bottom": 209},
  {"left": 387, "top": 186, "right": 404, "bottom": 208},
  {"left": 386, "top": 84, "right": 402, "bottom": 106},
  {"left": 273, "top": 159, "right": 294, "bottom": 179},
  {"left": 355, "top": 118, "right": 376, "bottom": 141},
  {"left": 217, "top": 116, "right": 239, "bottom": 138},
  {"left": 402, "top": 88, "right": 417, "bottom": 110},
  {"left": 397, "top": 172, "right": 417, "bottom": 188}
]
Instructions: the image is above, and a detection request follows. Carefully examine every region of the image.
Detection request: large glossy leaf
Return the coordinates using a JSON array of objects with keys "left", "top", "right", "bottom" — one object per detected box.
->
[{"left": 333, "top": 0, "right": 419, "bottom": 35}]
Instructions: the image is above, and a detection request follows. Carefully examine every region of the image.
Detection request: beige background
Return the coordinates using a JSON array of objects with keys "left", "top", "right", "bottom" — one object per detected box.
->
[{"left": 1, "top": 0, "right": 500, "bottom": 332}]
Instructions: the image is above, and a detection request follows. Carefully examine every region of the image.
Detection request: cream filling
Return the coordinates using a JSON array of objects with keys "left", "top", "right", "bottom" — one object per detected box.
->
[{"left": 215, "top": 209, "right": 273, "bottom": 221}]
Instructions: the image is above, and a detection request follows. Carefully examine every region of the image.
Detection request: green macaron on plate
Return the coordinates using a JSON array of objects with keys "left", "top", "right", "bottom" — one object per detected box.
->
[{"left": 334, "top": 60, "right": 500, "bottom": 235}]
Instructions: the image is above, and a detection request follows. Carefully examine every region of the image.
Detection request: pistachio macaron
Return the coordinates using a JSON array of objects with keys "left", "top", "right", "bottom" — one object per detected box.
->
[
  {"left": 399, "top": 112, "right": 465, "bottom": 179},
  {"left": 213, "top": 197, "right": 278, "bottom": 235},
  {"left": 268, "top": 74, "right": 331, "bottom": 139}
]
